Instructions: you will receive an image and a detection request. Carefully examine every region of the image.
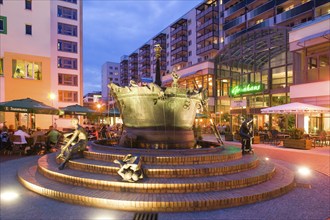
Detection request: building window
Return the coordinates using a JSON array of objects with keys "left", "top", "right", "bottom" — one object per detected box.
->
[
  {"left": 188, "top": 40, "right": 192, "bottom": 46},
  {"left": 0, "top": 58, "right": 3, "bottom": 75},
  {"left": 25, "top": 0, "right": 32, "bottom": 10},
  {"left": 58, "top": 6, "right": 77, "bottom": 20},
  {"left": 12, "top": 59, "right": 42, "bottom": 80},
  {"left": 58, "top": 39, "right": 77, "bottom": 53},
  {"left": 188, "top": 51, "right": 192, "bottom": 56},
  {"left": 58, "top": 73, "right": 78, "bottom": 86},
  {"left": 0, "top": 0, "right": 3, "bottom": 5},
  {"left": 58, "top": 90, "right": 78, "bottom": 102},
  {"left": 57, "top": 57, "right": 77, "bottom": 69},
  {"left": 25, "top": 24, "right": 32, "bottom": 35},
  {"left": 58, "top": 22, "right": 77, "bottom": 36},
  {"left": 61, "top": 0, "right": 77, "bottom": 4},
  {"left": 0, "top": 16, "right": 7, "bottom": 34}
]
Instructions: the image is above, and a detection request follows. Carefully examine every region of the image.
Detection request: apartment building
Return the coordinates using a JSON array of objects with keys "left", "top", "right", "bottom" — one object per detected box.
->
[
  {"left": 101, "top": 61, "right": 120, "bottom": 102},
  {"left": 107, "top": 0, "right": 328, "bottom": 131},
  {"left": 0, "top": 0, "right": 83, "bottom": 129}
]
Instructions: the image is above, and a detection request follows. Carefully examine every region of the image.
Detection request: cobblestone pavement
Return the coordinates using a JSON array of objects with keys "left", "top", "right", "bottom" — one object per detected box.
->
[{"left": 0, "top": 135, "right": 329, "bottom": 220}]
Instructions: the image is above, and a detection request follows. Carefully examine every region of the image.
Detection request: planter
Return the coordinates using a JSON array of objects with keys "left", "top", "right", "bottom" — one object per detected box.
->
[
  {"left": 225, "top": 133, "right": 234, "bottom": 141},
  {"left": 253, "top": 136, "right": 260, "bottom": 144},
  {"left": 283, "top": 139, "right": 312, "bottom": 150}
]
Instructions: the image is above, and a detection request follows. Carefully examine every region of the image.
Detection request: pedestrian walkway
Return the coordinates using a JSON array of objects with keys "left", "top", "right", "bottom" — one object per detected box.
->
[
  {"left": 0, "top": 135, "right": 329, "bottom": 220},
  {"left": 203, "top": 134, "right": 330, "bottom": 176}
]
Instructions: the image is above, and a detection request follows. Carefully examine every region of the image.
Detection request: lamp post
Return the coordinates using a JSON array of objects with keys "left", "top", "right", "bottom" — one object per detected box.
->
[
  {"left": 49, "top": 93, "right": 56, "bottom": 127},
  {"left": 154, "top": 44, "right": 162, "bottom": 87}
]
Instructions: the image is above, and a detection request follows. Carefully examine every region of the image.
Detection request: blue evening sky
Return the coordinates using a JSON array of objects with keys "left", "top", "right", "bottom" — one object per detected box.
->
[{"left": 83, "top": 0, "right": 202, "bottom": 94}]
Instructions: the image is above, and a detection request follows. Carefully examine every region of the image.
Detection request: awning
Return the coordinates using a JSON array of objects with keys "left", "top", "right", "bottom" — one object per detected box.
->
[
  {"left": 0, "top": 98, "right": 59, "bottom": 115},
  {"left": 261, "top": 102, "right": 330, "bottom": 114}
]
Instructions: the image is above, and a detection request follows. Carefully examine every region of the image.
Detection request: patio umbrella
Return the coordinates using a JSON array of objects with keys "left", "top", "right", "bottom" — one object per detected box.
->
[
  {"left": 60, "top": 104, "right": 96, "bottom": 116},
  {"left": 261, "top": 102, "right": 330, "bottom": 114},
  {"left": 0, "top": 97, "right": 59, "bottom": 115}
]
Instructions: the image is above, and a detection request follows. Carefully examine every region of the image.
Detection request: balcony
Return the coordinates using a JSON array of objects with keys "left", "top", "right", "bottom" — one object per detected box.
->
[
  {"left": 196, "top": 43, "right": 219, "bottom": 55},
  {"left": 224, "top": 0, "right": 245, "bottom": 18},
  {"left": 171, "top": 57, "right": 188, "bottom": 65},
  {"left": 275, "top": 1, "right": 313, "bottom": 24},
  {"left": 171, "top": 46, "right": 188, "bottom": 55},
  {"left": 171, "top": 36, "right": 188, "bottom": 46},
  {"left": 196, "top": 5, "right": 219, "bottom": 20},
  {"left": 247, "top": 0, "right": 275, "bottom": 20},
  {"left": 196, "top": 18, "right": 219, "bottom": 31},
  {"left": 196, "top": 31, "right": 219, "bottom": 43},
  {"left": 247, "top": 17, "right": 274, "bottom": 32},
  {"left": 171, "top": 25, "right": 188, "bottom": 35},
  {"left": 223, "top": 14, "right": 245, "bottom": 31}
]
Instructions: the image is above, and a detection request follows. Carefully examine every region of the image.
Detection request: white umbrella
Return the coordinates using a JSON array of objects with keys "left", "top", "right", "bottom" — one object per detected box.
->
[{"left": 261, "top": 102, "right": 330, "bottom": 114}]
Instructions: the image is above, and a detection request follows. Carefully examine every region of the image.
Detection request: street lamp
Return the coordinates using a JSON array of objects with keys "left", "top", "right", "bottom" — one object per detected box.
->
[{"left": 49, "top": 93, "right": 56, "bottom": 127}]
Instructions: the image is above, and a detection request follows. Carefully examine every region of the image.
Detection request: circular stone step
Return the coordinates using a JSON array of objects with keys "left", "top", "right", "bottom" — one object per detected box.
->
[
  {"left": 38, "top": 154, "right": 275, "bottom": 193},
  {"left": 18, "top": 159, "right": 295, "bottom": 212}
]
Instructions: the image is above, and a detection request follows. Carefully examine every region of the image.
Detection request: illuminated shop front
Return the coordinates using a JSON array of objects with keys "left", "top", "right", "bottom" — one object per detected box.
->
[{"left": 214, "top": 27, "right": 294, "bottom": 132}]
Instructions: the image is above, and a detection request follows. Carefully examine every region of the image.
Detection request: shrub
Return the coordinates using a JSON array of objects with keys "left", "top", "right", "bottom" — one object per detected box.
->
[{"left": 288, "top": 128, "right": 304, "bottom": 139}]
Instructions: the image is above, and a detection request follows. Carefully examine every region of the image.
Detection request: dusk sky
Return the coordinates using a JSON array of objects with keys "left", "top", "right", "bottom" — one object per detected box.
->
[{"left": 83, "top": 0, "right": 202, "bottom": 94}]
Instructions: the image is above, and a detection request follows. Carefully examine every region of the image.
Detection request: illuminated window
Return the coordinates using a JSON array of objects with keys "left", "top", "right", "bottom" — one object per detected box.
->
[
  {"left": 256, "top": 19, "right": 264, "bottom": 24},
  {"left": 284, "top": 4, "right": 294, "bottom": 11},
  {"left": 58, "top": 73, "right": 78, "bottom": 86},
  {"left": 0, "top": 58, "right": 3, "bottom": 75},
  {"left": 58, "top": 90, "right": 78, "bottom": 102},
  {"left": 12, "top": 59, "right": 42, "bottom": 80}
]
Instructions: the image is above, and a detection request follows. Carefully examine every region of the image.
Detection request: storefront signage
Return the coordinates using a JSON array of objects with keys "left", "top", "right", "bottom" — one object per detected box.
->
[
  {"left": 230, "top": 83, "right": 264, "bottom": 96},
  {"left": 231, "top": 100, "right": 247, "bottom": 108}
]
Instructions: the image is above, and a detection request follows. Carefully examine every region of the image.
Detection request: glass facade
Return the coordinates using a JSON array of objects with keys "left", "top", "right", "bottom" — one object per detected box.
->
[{"left": 214, "top": 27, "right": 292, "bottom": 132}]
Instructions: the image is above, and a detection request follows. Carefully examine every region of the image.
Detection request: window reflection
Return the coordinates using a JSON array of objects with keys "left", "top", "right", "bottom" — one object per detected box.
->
[{"left": 12, "top": 59, "right": 42, "bottom": 80}]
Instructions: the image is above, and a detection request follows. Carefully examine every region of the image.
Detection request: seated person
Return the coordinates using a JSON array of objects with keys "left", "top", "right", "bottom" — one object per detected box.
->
[{"left": 45, "top": 126, "right": 61, "bottom": 152}]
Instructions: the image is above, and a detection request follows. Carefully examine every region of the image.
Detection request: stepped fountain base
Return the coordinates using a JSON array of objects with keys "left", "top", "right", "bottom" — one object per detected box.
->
[{"left": 120, "top": 127, "right": 196, "bottom": 149}]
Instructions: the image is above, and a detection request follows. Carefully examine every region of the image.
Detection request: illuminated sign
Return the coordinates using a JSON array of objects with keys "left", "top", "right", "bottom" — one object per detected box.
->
[{"left": 230, "top": 83, "right": 264, "bottom": 96}]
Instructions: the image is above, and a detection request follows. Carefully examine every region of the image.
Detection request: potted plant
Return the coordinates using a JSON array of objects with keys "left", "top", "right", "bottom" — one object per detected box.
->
[{"left": 283, "top": 128, "right": 312, "bottom": 150}]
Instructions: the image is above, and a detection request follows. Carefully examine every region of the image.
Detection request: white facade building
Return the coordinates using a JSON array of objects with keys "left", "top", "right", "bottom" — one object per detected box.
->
[
  {"left": 0, "top": 0, "right": 83, "bottom": 129},
  {"left": 101, "top": 62, "right": 120, "bottom": 102}
]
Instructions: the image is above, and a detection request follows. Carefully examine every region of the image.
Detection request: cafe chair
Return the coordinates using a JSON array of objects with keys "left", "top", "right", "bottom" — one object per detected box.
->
[{"left": 10, "top": 135, "right": 25, "bottom": 155}]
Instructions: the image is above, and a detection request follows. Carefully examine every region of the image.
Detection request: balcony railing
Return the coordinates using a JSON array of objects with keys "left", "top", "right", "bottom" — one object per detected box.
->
[
  {"left": 247, "top": 0, "right": 275, "bottom": 20},
  {"left": 224, "top": 14, "right": 245, "bottom": 31},
  {"left": 171, "top": 36, "right": 188, "bottom": 46},
  {"left": 275, "top": 1, "right": 313, "bottom": 24},
  {"left": 224, "top": 0, "right": 245, "bottom": 18},
  {"left": 171, "top": 46, "right": 188, "bottom": 54},
  {"left": 196, "top": 5, "right": 219, "bottom": 20},
  {"left": 196, "top": 43, "right": 219, "bottom": 55},
  {"left": 196, "top": 31, "right": 219, "bottom": 43},
  {"left": 197, "top": 18, "right": 219, "bottom": 31},
  {"left": 171, "top": 25, "right": 188, "bottom": 35},
  {"left": 171, "top": 57, "right": 188, "bottom": 65},
  {"left": 246, "top": 17, "right": 274, "bottom": 32}
]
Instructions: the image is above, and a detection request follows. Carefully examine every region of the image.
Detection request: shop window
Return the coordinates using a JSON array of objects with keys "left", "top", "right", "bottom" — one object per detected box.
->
[
  {"left": 58, "top": 73, "right": 78, "bottom": 86},
  {"left": 0, "top": 16, "right": 7, "bottom": 34},
  {"left": 307, "top": 57, "right": 317, "bottom": 69},
  {"left": 58, "top": 90, "right": 78, "bottom": 102},
  {"left": 12, "top": 59, "right": 42, "bottom": 80},
  {"left": 319, "top": 54, "right": 329, "bottom": 67}
]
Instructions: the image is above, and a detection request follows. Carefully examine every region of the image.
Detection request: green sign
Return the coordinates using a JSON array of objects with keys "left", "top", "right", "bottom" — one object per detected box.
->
[{"left": 230, "top": 83, "right": 264, "bottom": 96}]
